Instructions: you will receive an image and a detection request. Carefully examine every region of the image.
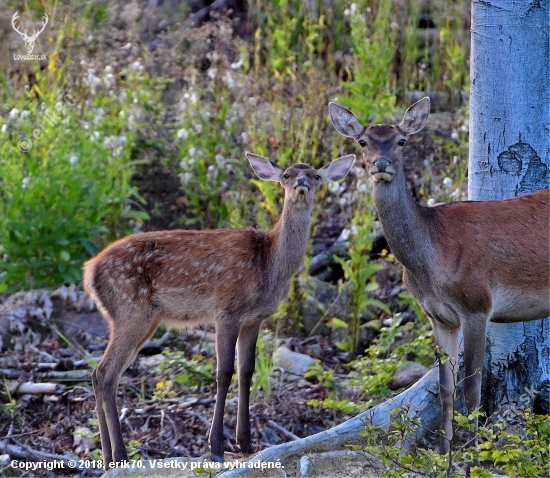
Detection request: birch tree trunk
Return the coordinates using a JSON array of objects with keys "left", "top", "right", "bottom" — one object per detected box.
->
[{"left": 469, "top": 0, "right": 550, "bottom": 419}]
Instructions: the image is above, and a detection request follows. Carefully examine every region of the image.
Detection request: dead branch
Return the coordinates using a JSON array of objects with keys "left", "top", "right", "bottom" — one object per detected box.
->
[
  {"left": 9, "top": 382, "right": 66, "bottom": 396},
  {"left": 266, "top": 420, "right": 300, "bottom": 441},
  {"left": 0, "top": 440, "right": 84, "bottom": 470}
]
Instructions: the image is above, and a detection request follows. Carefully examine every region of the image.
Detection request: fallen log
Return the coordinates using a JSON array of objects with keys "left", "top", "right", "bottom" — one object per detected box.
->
[{"left": 217, "top": 368, "right": 442, "bottom": 477}]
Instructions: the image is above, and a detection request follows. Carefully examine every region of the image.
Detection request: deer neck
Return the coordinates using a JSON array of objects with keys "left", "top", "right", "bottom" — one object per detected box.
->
[
  {"left": 268, "top": 199, "right": 312, "bottom": 285},
  {"left": 372, "top": 167, "right": 434, "bottom": 274}
]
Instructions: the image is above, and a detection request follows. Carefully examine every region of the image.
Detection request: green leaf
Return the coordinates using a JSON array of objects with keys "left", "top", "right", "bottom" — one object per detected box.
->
[{"left": 327, "top": 317, "right": 348, "bottom": 329}]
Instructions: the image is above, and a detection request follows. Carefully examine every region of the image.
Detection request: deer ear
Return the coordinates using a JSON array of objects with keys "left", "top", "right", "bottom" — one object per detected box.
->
[
  {"left": 246, "top": 152, "right": 284, "bottom": 181},
  {"left": 328, "top": 103, "right": 364, "bottom": 138},
  {"left": 398, "top": 97, "right": 430, "bottom": 135},
  {"left": 318, "top": 154, "right": 355, "bottom": 182}
]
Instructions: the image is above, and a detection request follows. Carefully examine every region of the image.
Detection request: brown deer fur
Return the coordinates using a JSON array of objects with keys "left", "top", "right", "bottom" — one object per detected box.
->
[
  {"left": 329, "top": 97, "right": 549, "bottom": 454},
  {"left": 83, "top": 152, "right": 355, "bottom": 469}
]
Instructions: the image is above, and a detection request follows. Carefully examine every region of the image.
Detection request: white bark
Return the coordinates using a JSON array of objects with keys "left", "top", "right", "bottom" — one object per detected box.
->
[{"left": 469, "top": 0, "right": 549, "bottom": 415}]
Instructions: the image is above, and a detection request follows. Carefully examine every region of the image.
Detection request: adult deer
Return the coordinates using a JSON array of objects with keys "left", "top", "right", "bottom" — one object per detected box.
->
[
  {"left": 83, "top": 152, "right": 355, "bottom": 469},
  {"left": 329, "top": 97, "right": 549, "bottom": 453}
]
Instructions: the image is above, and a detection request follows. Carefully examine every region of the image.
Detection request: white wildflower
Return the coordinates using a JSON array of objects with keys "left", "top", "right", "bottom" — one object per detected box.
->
[
  {"left": 207, "top": 68, "right": 217, "bottom": 80},
  {"left": 105, "top": 65, "right": 113, "bottom": 74},
  {"left": 1, "top": 124, "right": 7, "bottom": 134},
  {"left": 179, "top": 172, "right": 192, "bottom": 185},
  {"left": 451, "top": 130, "right": 459, "bottom": 140},
  {"left": 22, "top": 176, "right": 31, "bottom": 189},
  {"left": 240, "top": 132, "right": 248, "bottom": 145},
  {"left": 177, "top": 128, "right": 189, "bottom": 140},
  {"left": 194, "top": 123, "right": 203, "bottom": 134},
  {"left": 427, "top": 198, "right": 436, "bottom": 207},
  {"left": 8, "top": 109, "right": 19, "bottom": 120},
  {"left": 20, "top": 110, "right": 31, "bottom": 119},
  {"left": 222, "top": 72, "right": 235, "bottom": 89},
  {"left": 328, "top": 182, "right": 340, "bottom": 194},
  {"left": 451, "top": 188, "right": 463, "bottom": 201},
  {"left": 443, "top": 177, "right": 453, "bottom": 188},
  {"left": 351, "top": 224, "right": 359, "bottom": 236},
  {"left": 103, "top": 136, "right": 127, "bottom": 156},
  {"left": 69, "top": 155, "right": 79, "bottom": 165},
  {"left": 104, "top": 73, "right": 116, "bottom": 88},
  {"left": 215, "top": 155, "right": 225, "bottom": 166},
  {"left": 206, "top": 165, "right": 217, "bottom": 181},
  {"left": 357, "top": 182, "right": 368, "bottom": 193},
  {"left": 130, "top": 61, "right": 144, "bottom": 72},
  {"left": 230, "top": 54, "right": 244, "bottom": 70}
]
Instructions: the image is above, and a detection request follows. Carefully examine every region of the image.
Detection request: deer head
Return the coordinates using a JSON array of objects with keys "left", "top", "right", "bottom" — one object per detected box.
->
[
  {"left": 12, "top": 11, "right": 49, "bottom": 54},
  {"left": 329, "top": 98, "right": 430, "bottom": 183}
]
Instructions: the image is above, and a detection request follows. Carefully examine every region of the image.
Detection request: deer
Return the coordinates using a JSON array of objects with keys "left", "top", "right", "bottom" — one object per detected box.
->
[
  {"left": 329, "top": 97, "right": 549, "bottom": 454},
  {"left": 83, "top": 152, "right": 355, "bottom": 469},
  {"left": 11, "top": 11, "right": 48, "bottom": 54}
]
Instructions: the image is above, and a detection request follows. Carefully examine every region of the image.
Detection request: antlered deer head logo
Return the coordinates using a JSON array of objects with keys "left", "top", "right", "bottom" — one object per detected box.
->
[{"left": 12, "top": 11, "right": 48, "bottom": 54}]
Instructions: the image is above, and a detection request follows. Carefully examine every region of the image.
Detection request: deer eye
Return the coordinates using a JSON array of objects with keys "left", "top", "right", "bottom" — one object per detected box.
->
[
  {"left": 283, "top": 173, "right": 290, "bottom": 179},
  {"left": 398, "top": 139, "right": 407, "bottom": 146},
  {"left": 358, "top": 140, "right": 367, "bottom": 147},
  {"left": 314, "top": 175, "right": 321, "bottom": 181}
]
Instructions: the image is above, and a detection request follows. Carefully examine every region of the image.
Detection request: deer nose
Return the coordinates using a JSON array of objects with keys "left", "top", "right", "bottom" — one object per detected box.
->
[
  {"left": 374, "top": 158, "right": 391, "bottom": 171},
  {"left": 295, "top": 177, "right": 310, "bottom": 190}
]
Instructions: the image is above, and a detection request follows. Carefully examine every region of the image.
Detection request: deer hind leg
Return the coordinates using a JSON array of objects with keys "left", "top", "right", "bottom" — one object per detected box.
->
[
  {"left": 93, "top": 308, "right": 160, "bottom": 469},
  {"left": 236, "top": 321, "right": 262, "bottom": 455},
  {"left": 209, "top": 320, "right": 239, "bottom": 462},
  {"left": 432, "top": 321, "right": 460, "bottom": 455},
  {"left": 462, "top": 315, "right": 488, "bottom": 449}
]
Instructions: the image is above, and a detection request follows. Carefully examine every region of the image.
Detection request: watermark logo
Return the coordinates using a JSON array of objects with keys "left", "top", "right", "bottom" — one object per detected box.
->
[{"left": 12, "top": 11, "right": 48, "bottom": 60}]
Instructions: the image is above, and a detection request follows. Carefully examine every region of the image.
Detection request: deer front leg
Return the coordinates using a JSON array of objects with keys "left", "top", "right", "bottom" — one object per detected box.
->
[
  {"left": 462, "top": 316, "right": 488, "bottom": 449},
  {"left": 236, "top": 321, "right": 262, "bottom": 455},
  {"left": 432, "top": 321, "right": 460, "bottom": 455},
  {"left": 209, "top": 323, "right": 239, "bottom": 462}
]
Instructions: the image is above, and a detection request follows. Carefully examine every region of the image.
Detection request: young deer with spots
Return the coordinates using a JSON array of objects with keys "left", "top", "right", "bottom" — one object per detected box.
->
[
  {"left": 83, "top": 152, "right": 354, "bottom": 468},
  {"left": 329, "top": 98, "right": 549, "bottom": 454}
]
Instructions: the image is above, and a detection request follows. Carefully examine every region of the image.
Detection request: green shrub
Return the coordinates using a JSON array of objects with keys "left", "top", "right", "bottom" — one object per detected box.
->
[{"left": 0, "top": 66, "right": 157, "bottom": 291}]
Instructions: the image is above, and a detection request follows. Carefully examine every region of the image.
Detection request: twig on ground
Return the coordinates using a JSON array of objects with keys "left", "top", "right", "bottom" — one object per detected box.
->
[{"left": 266, "top": 420, "right": 300, "bottom": 441}]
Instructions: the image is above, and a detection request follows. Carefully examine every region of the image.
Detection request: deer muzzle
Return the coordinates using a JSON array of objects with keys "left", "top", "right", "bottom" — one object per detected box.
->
[
  {"left": 370, "top": 157, "right": 396, "bottom": 182},
  {"left": 294, "top": 177, "right": 310, "bottom": 192}
]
